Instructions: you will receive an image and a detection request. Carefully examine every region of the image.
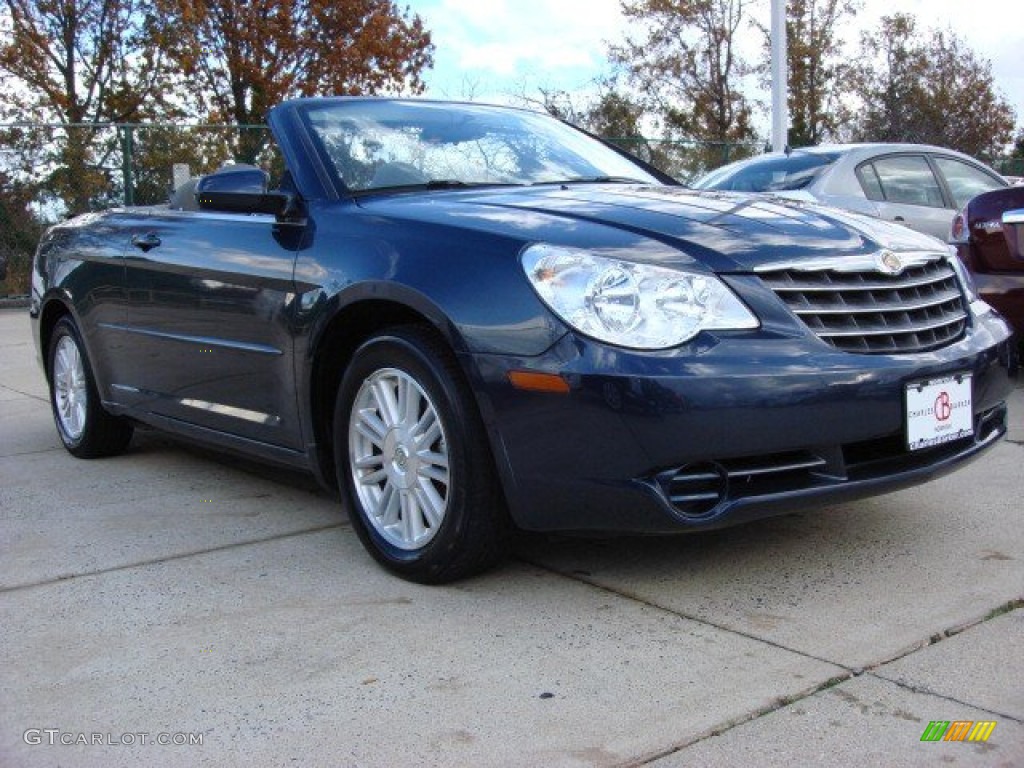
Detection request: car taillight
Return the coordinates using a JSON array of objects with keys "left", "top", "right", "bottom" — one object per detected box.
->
[{"left": 950, "top": 209, "right": 967, "bottom": 243}]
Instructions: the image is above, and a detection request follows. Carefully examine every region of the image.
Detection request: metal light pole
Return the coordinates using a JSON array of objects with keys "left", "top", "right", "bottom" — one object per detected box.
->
[{"left": 770, "top": 0, "right": 788, "bottom": 152}]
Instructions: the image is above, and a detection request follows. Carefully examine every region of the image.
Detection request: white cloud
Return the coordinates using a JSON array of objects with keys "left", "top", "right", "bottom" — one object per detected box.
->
[
  {"left": 410, "top": 0, "right": 1024, "bottom": 127},
  {"left": 413, "top": 0, "right": 625, "bottom": 98}
]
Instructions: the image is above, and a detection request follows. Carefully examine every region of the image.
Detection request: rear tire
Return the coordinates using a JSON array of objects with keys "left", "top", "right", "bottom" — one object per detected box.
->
[
  {"left": 334, "top": 327, "right": 510, "bottom": 583},
  {"left": 47, "top": 316, "right": 133, "bottom": 458}
]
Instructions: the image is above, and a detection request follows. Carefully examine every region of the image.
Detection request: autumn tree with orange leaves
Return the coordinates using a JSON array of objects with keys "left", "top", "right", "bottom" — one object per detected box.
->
[
  {"left": 155, "top": 0, "right": 434, "bottom": 162},
  {"left": 0, "top": 0, "right": 433, "bottom": 212},
  {"left": 0, "top": 0, "right": 176, "bottom": 212}
]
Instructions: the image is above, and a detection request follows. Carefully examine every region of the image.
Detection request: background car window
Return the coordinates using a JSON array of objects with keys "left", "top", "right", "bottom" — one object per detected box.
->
[
  {"left": 865, "top": 155, "right": 945, "bottom": 208},
  {"left": 933, "top": 156, "right": 1005, "bottom": 208},
  {"left": 693, "top": 152, "right": 840, "bottom": 192},
  {"left": 855, "top": 163, "right": 885, "bottom": 201}
]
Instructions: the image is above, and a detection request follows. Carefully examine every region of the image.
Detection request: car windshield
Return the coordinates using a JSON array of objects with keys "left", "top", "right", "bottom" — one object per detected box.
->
[
  {"left": 301, "top": 100, "right": 661, "bottom": 192},
  {"left": 694, "top": 151, "right": 842, "bottom": 192}
]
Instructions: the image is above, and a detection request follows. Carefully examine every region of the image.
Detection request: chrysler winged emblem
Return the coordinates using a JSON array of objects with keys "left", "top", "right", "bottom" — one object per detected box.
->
[{"left": 875, "top": 250, "right": 904, "bottom": 276}]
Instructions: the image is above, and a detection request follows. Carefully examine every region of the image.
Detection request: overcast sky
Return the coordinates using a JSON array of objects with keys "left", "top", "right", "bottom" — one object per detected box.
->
[{"left": 408, "top": 0, "right": 1024, "bottom": 137}]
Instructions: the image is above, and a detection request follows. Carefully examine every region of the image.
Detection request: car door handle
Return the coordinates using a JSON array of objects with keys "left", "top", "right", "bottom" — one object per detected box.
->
[
  {"left": 893, "top": 216, "right": 905, "bottom": 222},
  {"left": 131, "top": 232, "right": 162, "bottom": 251}
]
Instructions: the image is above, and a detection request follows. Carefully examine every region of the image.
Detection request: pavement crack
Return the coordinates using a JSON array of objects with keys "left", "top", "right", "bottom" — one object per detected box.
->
[
  {"left": 864, "top": 674, "right": 1024, "bottom": 724},
  {"left": 517, "top": 555, "right": 848, "bottom": 669},
  {"left": 623, "top": 673, "right": 854, "bottom": 767},
  {"left": 0, "top": 447, "right": 63, "bottom": 458},
  {"left": 860, "top": 598, "right": 1024, "bottom": 671},
  {"left": 0, "top": 522, "right": 347, "bottom": 594},
  {"left": 0, "top": 385, "right": 47, "bottom": 403},
  {"left": 521, "top": 558, "right": 1024, "bottom": 765}
]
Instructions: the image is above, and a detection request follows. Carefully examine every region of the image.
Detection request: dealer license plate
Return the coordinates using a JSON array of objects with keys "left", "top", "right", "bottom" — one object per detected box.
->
[{"left": 905, "top": 374, "right": 973, "bottom": 451}]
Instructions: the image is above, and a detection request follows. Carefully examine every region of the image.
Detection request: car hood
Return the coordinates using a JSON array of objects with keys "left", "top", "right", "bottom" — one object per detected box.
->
[{"left": 358, "top": 184, "right": 945, "bottom": 272}]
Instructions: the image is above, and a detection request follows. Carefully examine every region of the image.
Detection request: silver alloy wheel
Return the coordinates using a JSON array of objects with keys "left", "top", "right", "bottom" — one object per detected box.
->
[
  {"left": 348, "top": 367, "right": 450, "bottom": 550},
  {"left": 53, "top": 334, "right": 88, "bottom": 441}
]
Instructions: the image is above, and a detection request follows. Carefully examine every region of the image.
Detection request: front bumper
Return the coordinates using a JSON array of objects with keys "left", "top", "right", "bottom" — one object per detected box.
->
[{"left": 472, "top": 306, "right": 1018, "bottom": 533}]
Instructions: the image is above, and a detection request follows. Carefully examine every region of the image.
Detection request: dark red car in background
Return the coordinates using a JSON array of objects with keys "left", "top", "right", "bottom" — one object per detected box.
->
[{"left": 951, "top": 186, "right": 1024, "bottom": 343}]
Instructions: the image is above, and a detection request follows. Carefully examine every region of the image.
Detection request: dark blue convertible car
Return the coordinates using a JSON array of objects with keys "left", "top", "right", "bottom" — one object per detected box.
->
[{"left": 30, "top": 98, "right": 1018, "bottom": 582}]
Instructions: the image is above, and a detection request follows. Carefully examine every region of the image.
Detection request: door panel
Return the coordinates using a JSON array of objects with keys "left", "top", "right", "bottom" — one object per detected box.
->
[
  {"left": 857, "top": 155, "right": 953, "bottom": 240},
  {"left": 113, "top": 210, "right": 306, "bottom": 449}
]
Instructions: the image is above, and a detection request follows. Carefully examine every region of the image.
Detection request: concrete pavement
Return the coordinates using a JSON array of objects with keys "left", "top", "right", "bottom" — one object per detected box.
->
[{"left": 1, "top": 307, "right": 1021, "bottom": 767}]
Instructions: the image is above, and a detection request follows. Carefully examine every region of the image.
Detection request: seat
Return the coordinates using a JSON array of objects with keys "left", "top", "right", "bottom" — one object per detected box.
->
[{"left": 168, "top": 177, "right": 200, "bottom": 211}]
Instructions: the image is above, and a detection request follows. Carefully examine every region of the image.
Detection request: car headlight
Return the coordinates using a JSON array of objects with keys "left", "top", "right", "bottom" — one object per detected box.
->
[{"left": 521, "top": 244, "right": 758, "bottom": 349}]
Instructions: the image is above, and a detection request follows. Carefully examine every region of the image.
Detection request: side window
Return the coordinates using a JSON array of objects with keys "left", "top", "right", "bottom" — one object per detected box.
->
[
  {"left": 856, "top": 163, "right": 884, "bottom": 201},
  {"left": 869, "top": 155, "right": 946, "bottom": 208},
  {"left": 933, "top": 156, "right": 1004, "bottom": 208}
]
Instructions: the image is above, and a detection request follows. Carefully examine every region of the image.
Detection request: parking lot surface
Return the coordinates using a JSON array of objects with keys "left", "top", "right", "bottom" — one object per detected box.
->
[{"left": 1, "top": 307, "right": 1022, "bottom": 766}]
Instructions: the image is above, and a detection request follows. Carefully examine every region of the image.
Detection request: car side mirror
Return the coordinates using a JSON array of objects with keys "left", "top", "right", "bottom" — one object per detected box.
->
[
  {"left": 195, "top": 166, "right": 297, "bottom": 218},
  {"left": 1002, "top": 209, "right": 1024, "bottom": 261}
]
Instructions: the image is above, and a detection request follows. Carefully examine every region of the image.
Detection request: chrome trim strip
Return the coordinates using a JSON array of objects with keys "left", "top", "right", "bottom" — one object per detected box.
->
[
  {"left": 754, "top": 249, "right": 945, "bottom": 274},
  {"left": 815, "top": 313, "right": 967, "bottom": 338},
  {"left": 789, "top": 291, "right": 962, "bottom": 315},
  {"left": 164, "top": 210, "right": 279, "bottom": 224},
  {"left": 729, "top": 458, "right": 827, "bottom": 477},
  {"left": 766, "top": 271, "right": 954, "bottom": 292},
  {"left": 1002, "top": 209, "right": 1024, "bottom": 225},
  {"left": 180, "top": 398, "right": 282, "bottom": 426}
]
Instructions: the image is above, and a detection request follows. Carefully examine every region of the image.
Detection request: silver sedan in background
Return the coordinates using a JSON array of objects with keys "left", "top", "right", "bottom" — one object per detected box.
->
[{"left": 693, "top": 143, "right": 1007, "bottom": 241}]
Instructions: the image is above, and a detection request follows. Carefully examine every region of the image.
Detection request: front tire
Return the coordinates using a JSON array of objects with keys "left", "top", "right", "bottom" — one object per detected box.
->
[
  {"left": 334, "top": 327, "right": 509, "bottom": 583},
  {"left": 47, "top": 316, "right": 133, "bottom": 458}
]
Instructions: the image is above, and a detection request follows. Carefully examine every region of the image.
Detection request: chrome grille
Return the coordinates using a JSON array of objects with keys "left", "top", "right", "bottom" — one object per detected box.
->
[{"left": 760, "top": 257, "right": 967, "bottom": 353}]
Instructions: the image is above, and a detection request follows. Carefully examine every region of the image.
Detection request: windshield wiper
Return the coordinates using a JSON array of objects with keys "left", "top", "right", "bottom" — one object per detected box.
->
[
  {"left": 535, "top": 175, "right": 650, "bottom": 186},
  {"left": 352, "top": 179, "right": 526, "bottom": 197},
  {"left": 424, "top": 179, "right": 524, "bottom": 189}
]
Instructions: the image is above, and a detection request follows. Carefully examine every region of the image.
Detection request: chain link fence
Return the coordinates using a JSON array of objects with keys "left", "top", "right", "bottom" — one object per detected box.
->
[
  {"left": 997, "top": 157, "right": 1024, "bottom": 178},
  {"left": 0, "top": 122, "right": 272, "bottom": 210}
]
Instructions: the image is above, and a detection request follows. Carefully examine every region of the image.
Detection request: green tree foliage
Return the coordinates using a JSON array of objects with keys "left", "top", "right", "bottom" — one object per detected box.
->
[
  {"left": 155, "top": 0, "right": 434, "bottom": 162},
  {"left": 611, "top": 0, "right": 757, "bottom": 146},
  {"left": 128, "top": 125, "right": 258, "bottom": 204},
  {"left": 851, "top": 14, "right": 1015, "bottom": 161},
  {"left": 585, "top": 90, "right": 647, "bottom": 140},
  {"left": 761, "top": 0, "right": 861, "bottom": 146},
  {"left": 584, "top": 90, "right": 695, "bottom": 179}
]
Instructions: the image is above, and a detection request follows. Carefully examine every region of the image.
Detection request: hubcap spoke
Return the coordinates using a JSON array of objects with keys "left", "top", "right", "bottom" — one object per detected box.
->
[
  {"left": 414, "top": 410, "right": 441, "bottom": 448},
  {"left": 354, "top": 409, "right": 388, "bottom": 448},
  {"left": 414, "top": 478, "right": 445, "bottom": 529},
  {"left": 378, "top": 483, "right": 400, "bottom": 526},
  {"left": 371, "top": 378, "right": 401, "bottom": 428}
]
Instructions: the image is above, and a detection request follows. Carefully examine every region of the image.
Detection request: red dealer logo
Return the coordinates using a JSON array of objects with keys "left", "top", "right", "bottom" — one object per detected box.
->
[{"left": 934, "top": 391, "right": 953, "bottom": 421}]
